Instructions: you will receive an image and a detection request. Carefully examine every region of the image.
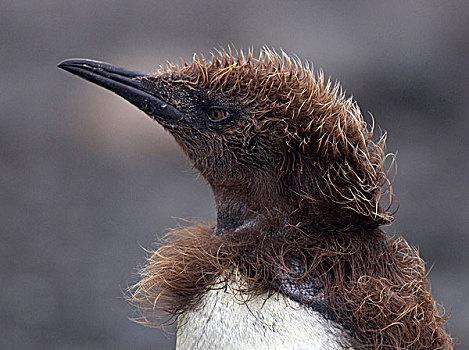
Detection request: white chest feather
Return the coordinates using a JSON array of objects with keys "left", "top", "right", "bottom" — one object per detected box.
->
[{"left": 176, "top": 282, "right": 352, "bottom": 350}]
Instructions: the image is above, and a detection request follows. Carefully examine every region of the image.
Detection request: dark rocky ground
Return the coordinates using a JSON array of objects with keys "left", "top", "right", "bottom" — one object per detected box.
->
[{"left": 1, "top": 1, "right": 467, "bottom": 348}]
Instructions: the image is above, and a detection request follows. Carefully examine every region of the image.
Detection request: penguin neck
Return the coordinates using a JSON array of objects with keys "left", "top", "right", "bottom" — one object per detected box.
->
[
  {"left": 213, "top": 185, "right": 293, "bottom": 235},
  {"left": 212, "top": 180, "right": 349, "bottom": 236}
]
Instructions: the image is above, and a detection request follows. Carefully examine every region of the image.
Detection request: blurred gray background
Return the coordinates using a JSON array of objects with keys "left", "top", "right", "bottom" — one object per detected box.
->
[{"left": 1, "top": 1, "right": 468, "bottom": 349}]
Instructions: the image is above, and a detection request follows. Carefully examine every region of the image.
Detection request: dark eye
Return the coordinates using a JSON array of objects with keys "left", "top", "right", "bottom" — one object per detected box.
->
[{"left": 208, "top": 107, "right": 229, "bottom": 122}]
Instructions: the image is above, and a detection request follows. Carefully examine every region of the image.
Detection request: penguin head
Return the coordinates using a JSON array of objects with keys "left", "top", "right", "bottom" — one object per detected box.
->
[{"left": 58, "top": 48, "right": 392, "bottom": 228}]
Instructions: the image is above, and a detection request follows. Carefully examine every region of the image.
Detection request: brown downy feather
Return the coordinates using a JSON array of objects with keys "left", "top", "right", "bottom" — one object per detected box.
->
[
  {"left": 129, "top": 223, "right": 452, "bottom": 349},
  {"left": 129, "top": 49, "right": 453, "bottom": 349},
  {"left": 159, "top": 48, "right": 393, "bottom": 226}
]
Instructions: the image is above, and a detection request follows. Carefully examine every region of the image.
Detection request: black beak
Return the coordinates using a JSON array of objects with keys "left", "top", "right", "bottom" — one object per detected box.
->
[{"left": 57, "top": 59, "right": 183, "bottom": 121}]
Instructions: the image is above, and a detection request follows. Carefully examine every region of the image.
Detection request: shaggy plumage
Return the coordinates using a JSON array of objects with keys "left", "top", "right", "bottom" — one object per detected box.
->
[
  {"left": 127, "top": 49, "right": 452, "bottom": 349},
  {"left": 58, "top": 48, "right": 452, "bottom": 349},
  {"left": 130, "top": 222, "right": 452, "bottom": 349},
  {"left": 150, "top": 48, "right": 392, "bottom": 227}
]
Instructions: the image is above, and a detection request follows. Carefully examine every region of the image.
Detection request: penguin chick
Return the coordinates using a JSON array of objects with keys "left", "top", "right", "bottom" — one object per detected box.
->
[{"left": 58, "top": 48, "right": 453, "bottom": 350}]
